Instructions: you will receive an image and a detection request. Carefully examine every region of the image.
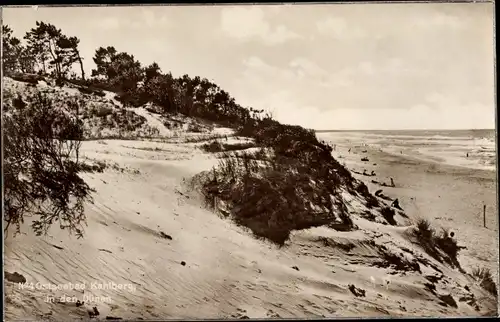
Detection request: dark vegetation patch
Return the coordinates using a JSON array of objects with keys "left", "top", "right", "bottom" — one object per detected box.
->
[
  {"left": 360, "top": 210, "right": 377, "bottom": 221},
  {"left": 471, "top": 267, "right": 498, "bottom": 297},
  {"left": 183, "top": 134, "right": 229, "bottom": 143},
  {"left": 437, "top": 294, "right": 458, "bottom": 308},
  {"left": 355, "top": 181, "right": 380, "bottom": 209},
  {"left": 317, "top": 237, "right": 356, "bottom": 252},
  {"left": 5, "top": 271, "right": 27, "bottom": 284},
  {"left": 413, "top": 219, "right": 464, "bottom": 269},
  {"left": 201, "top": 140, "right": 257, "bottom": 153},
  {"left": 8, "top": 72, "right": 44, "bottom": 85},
  {"left": 201, "top": 140, "right": 224, "bottom": 153},
  {"left": 73, "top": 82, "right": 106, "bottom": 97},
  {"left": 373, "top": 244, "right": 421, "bottom": 273},
  {"left": 77, "top": 160, "right": 107, "bottom": 173},
  {"left": 202, "top": 144, "right": 358, "bottom": 245},
  {"left": 4, "top": 93, "right": 93, "bottom": 237},
  {"left": 381, "top": 207, "right": 397, "bottom": 225}
]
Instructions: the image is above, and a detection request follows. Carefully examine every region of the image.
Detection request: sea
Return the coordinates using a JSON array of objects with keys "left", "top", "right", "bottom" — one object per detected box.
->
[{"left": 316, "top": 129, "right": 497, "bottom": 172}]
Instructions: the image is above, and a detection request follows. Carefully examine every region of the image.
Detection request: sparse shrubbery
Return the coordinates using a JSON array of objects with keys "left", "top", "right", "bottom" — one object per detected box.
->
[
  {"left": 415, "top": 218, "right": 434, "bottom": 240},
  {"left": 413, "top": 218, "right": 463, "bottom": 268},
  {"left": 77, "top": 85, "right": 106, "bottom": 97},
  {"left": 80, "top": 104, "right": 151, "bottom": 138},
  {"left": 471, "top": 267, "right": 498, "bottom": 297},
  {"left": 94, "top": 105, "right": 114, "bottom": 118},
  {"left": 355, "top": 181, "right": 380, "bottom": 209},
  {"left": 183, "top": 134, "right": 229, "bottom": 143},
  {"left": 201, "top": 140, "right": 256, "bottom": 153},
  {"left": 188, "top": 123, "right": 204, "bottom": 133},
  {"left": 3, "top": 93, "right": 93, "bottom": 238},
  {"left": 381, "top": 207, "right": 397, "bottom": 225},
  {"left": 77, "top": 160, "right": 107, "bottom": 173},
  {"left": 317, "top": 237, "right": 356, "bottom": 252},
  {"left": 223, "top": 142, "right": 256, "bottom": 152},
  {"left": 201, "top": 140, "right": 224, "bottom": 153},
  {"left": 8, "top": 72, "right": 43, "bottom": 85},
  {"left": 202, "top": 129, "right": 358, "bottom": 245},
  {"left": 375, "top": 245, "right": 421, "bottom": 273},
  {"left": 205, "top": 155, "right": 342, "bottom": 245}
]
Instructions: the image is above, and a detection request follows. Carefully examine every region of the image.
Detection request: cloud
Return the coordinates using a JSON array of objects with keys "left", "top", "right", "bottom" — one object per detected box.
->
[
  {"left": 315, "top": 16, "right": 365, "bottom": 39},
  {"left": 139, "top": 8, "right": 171, "bottom": 29},
  {"left": 98, "top": 17, "right": 120, "bottom": 30},
  {"left": 96, "top": 8, "right": 171, "bottom": 31},
  {"left": 411, "top": 12, "right": 464, "bottom": 30},
  {"left": 220, "top": 7, "right": 301, "bottom": 45},
  {"left": 271, "top": 101, "right": 494, "bottom": 131},
  {"left": 289, "top": 57, "right": 326, "bottom": 77}
]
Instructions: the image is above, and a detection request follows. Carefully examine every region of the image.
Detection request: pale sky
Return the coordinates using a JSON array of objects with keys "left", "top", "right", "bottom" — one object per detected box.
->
[{"left": 2, "top": 3, "right": 495, "bottom": 130}]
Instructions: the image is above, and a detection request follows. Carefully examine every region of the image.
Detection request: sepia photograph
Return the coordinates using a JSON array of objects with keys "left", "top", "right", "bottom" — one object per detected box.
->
[{"left": 2, "top": 2, "right": 498, "bottom": 320}]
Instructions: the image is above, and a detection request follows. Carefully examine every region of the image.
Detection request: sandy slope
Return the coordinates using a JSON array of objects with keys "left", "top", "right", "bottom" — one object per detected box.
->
[
  {"left": 3, "top": 78, "right": 498, "bottom": 320},
  {"left": 4, "top": 137, "right": 498, "bottom": 320}
]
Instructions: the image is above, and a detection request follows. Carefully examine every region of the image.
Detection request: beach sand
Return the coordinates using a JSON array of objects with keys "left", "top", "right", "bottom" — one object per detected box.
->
[{"left": 327, "top": 141, "right": 499, "bottom": 279}]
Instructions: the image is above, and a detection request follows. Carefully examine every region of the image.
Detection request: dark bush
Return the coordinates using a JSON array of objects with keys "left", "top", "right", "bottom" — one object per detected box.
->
[
  {"left": 223, "top": 142, "right": 256, "bottom": 152},
  {"left": 93, "top": 105, "right": 114, "bottom": 118},
  {"left": 9, "top": 73, "right": 43, "bottom": 85},
  {"left": 77, "top": 86, "right": 106, "bottom": 97},
  {"left": 415, "top": 218, "right": 434, "bottom": 241},
  {"left": 381, "top": 207, "right": 397, "bottom": 225},
  {"left": 412, "top": 219, "right": 463, "bottom": 268},
  {"left": 472, "top": 267, "right": 498, "bottom": 297},
  {"left": 366, "top": 197, "right": 380, "bottom": 209},
  {"left": 375, "top": 245, "right": 421, "bottom": 273},
  {"left": 201, "top": 140, "right": 224, "bottom": 153},
  {"left": 3, "top": 93, "right": 93, "bottom": 238}
]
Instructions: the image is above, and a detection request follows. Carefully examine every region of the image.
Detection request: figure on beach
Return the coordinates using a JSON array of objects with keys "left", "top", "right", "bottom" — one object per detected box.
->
[
  {"left": 390, "top": 178, "right": 395, "bottom": 187},
  {"left": 348, "top": 148, "right": 351, "bottom": 153},
  {"left": 466, "top": 152, "right": 469, "bottom": 158}
]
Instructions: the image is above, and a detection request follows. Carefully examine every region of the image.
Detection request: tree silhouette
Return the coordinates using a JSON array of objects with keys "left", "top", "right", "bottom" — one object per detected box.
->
[
  {"left": 3, "top": 25, "right": 23, "bottom": 73},
  {"left": 57, "top": 35, "right": 86, "bottom": 80},
  {"left": 91, "top": 47, "right": 143, "bottom": 93},
  {"left": 91, "top": 46, "right": 117, "bottom": 79},
  {"left": 23, "top": 21, "right": 83, "bottom": 79}
]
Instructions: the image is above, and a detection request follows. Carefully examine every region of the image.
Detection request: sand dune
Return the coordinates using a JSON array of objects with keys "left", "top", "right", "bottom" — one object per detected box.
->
[
  {"left": 5, "top": 138, "right": 498, "bottom": 320},
  {"left": 4, "top": 78, "right": 498, "bottom": 320}
]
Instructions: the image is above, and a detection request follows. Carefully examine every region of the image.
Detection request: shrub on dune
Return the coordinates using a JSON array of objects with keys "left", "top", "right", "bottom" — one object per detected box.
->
[
  {"left": 412, "top": 218, "right": 463, "bottom": 268},
  {"left": 472, "top": 267, "right": 498, "bottom": 297},
  {"left": 381, "top": 206, "right": 397, "bottom": 225},
  {"left": 3, "top": 93, "right": 93, "bottom": 238},
  {"left": 201, "top": 140, "right": 224, "bottom": 153},
  {"left": 202, "top": 126, "right": 360, "bottom": 245},
  {"left": 415, "top": 218, "right": 434, "bottom": 241}
]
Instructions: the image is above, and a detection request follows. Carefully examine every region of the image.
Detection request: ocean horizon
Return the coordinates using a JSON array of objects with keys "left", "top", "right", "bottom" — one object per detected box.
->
[{"left": 317, "top": 129, "right": 496, "bottom": 171}]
